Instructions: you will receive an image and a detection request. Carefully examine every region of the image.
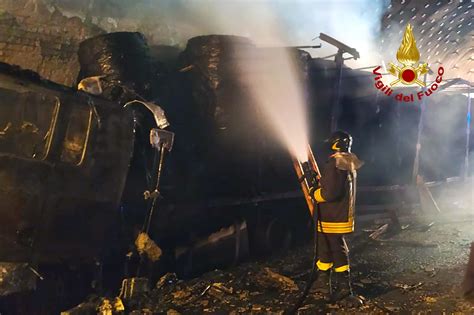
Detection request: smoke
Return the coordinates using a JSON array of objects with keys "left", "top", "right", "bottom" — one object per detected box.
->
[
  {"left": 190, "top": 1, "right": 312, "bottom": 162},
  {"left": 135, "top": 0, "right": 388, "bottom": 161},
  {"left": 178, "top": 0, "right": 386, "bottom": 68},
  {"left": 55, "top": 0, "right": 389, "bottom": 68},
  {"left": 54, "top": 1, "right": 474, "bottom": 210},
  {"left": 56, "top": 0, "right": 390, "bottom": 160}
]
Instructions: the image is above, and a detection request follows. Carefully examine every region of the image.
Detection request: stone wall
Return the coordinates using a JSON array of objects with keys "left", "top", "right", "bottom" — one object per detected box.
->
[{"left": 0, "top": 0, "right": 103, "bottom": 86}]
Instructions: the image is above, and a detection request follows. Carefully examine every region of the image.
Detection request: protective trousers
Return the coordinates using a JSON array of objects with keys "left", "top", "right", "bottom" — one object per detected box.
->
[{"left": 316, "top": 232, "right": 349, "bottom": 272}]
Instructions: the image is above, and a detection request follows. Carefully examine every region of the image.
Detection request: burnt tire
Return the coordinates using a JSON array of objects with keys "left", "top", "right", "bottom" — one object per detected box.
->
[{"left": 253, "top": 217, "right": 293, "bottom": 256}]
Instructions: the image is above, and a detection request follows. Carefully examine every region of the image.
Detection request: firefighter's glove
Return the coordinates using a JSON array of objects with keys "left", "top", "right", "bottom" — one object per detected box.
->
[{"left": 309, "top": 186, "right": 326, "bottom": 203}]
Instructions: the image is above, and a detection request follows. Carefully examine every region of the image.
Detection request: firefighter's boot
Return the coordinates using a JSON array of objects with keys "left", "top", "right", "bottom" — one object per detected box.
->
[
  {"left": 311, "top": 270, "right": 332, "bottom": 301},
  {"left": 332, "top": 271, "right": 363, "bottom": 307},
  {"left": 332, "top": 271, "right": 352, "bottom": 300}
]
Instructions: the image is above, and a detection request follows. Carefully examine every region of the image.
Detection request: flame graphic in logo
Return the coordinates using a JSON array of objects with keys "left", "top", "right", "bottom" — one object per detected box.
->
[
  {"left": 396, "top": 24, "right": 420, "bottom": 65},
  {"left": 388, "top": 24, "right": 429, "bottom": 87}
]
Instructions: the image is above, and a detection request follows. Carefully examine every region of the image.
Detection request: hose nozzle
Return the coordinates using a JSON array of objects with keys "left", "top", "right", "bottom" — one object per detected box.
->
[{"left": 301, "top": 161, "right": 319, "bottom": 188}]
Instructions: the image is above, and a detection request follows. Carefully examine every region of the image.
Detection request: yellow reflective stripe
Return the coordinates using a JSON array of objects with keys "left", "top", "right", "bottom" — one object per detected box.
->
[
  {"left": 318, "top": 227, "right": 353, "bottom": 231},
  {"left": 320, "top": 231, "right": 352, "bottom": 234},
  {"left": 317, "top": 260, "right": 333, "bottom": 271},
  {"left": 317, "top": 225, "right": 354, "bottom": 233},
  {"left": 314, "top": 188, "right": 326, "bottom": 202},
  {"left": 334, "top": 265, "right": 350, "bottom": 272},
  {"left": 318, "top": 227, "right": 353, "bottom": 232},
  {"left": 319, "top": 222, "right": 354, "bottom": 227},
  {"left": 319, "top": 222, "right": 353, "bottom": 228},
  {"left": 317, "top": 230, "right": 353, "bottom": 234}
]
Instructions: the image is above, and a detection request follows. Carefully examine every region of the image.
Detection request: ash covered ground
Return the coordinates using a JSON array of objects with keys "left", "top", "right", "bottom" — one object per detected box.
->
[{"left": 121, "top": 210, "right": 474, "bottom": 314}]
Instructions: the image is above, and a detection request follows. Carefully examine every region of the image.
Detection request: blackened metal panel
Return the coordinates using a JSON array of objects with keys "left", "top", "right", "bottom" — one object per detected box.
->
[{"left": 0, "top": 64, "right": 134, "bottom": 263}]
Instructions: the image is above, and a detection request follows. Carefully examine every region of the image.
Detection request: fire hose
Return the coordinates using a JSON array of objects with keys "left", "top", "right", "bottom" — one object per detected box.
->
[{"left": 286, "top": 146, "right": 330, "bottom": 315}]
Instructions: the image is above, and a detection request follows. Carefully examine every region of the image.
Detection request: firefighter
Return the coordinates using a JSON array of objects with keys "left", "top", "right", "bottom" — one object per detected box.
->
[{"left": 309, "top": 130, "right": 363, "bottom": 303}]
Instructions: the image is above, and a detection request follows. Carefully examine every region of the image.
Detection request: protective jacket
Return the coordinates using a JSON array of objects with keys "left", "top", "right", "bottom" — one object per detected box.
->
[{"left": 313, "top": 152, "right": 363, "bottom": 234}]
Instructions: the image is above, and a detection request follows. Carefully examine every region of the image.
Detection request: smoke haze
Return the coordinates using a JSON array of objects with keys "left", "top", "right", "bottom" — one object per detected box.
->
[{"left": 56, "top": 0, "right": 389, "bottom": 68}]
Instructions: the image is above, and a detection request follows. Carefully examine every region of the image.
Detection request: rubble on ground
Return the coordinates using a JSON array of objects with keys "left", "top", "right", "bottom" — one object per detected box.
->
[{"left": 64, "top": 211, "right": 474, "bottom": 314}]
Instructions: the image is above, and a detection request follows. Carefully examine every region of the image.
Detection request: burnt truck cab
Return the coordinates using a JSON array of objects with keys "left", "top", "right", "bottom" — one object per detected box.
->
[{"left": 0, "top": 63, "right": 134, "bottom": 295}]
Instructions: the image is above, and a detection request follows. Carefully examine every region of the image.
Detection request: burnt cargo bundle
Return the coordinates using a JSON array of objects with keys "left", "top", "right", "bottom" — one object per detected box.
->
[
  {"left": 179, "top": 35, "right": 255, "bottom": 129},
  {"left": 175, "top": 35, "right": 263, "bottom": 199},
  {"left": 77, "top": 32, "right": 159, "bottom": 101},
  {"left": 174, "top": 36, "right": 310, "bottom": 201},
  {"left": 149, "top": 41, "right": 312, "bottom": 245}
]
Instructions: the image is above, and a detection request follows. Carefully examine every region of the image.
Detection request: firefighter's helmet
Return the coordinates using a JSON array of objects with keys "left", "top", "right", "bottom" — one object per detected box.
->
[{"left": 327, "top": 131, "right": 352, "bottom": 152}]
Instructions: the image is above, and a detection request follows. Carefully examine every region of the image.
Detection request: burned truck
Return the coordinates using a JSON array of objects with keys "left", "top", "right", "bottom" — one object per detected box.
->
[
  {"left": 0, "top": 33, "right": 312, "bottom": 300},
  {"left": 0, "top": 31, "right": 470, "bottom": 305},
  {"left": 0, "top": 62, "right": 135, "bottom": 296}
]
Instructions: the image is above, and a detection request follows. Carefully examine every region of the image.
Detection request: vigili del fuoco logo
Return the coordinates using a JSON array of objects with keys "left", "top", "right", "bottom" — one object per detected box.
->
[{"left": 372, "top": 23, "right": 444, "bottom": 102}]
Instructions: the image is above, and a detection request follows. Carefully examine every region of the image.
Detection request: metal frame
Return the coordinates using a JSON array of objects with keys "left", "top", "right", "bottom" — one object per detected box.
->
[
  {"left": 38, "top": 96, "right": 61, "bottom": 161},
  {"left": 76, "top": 107, "right": 94, "bottom": 166}
]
